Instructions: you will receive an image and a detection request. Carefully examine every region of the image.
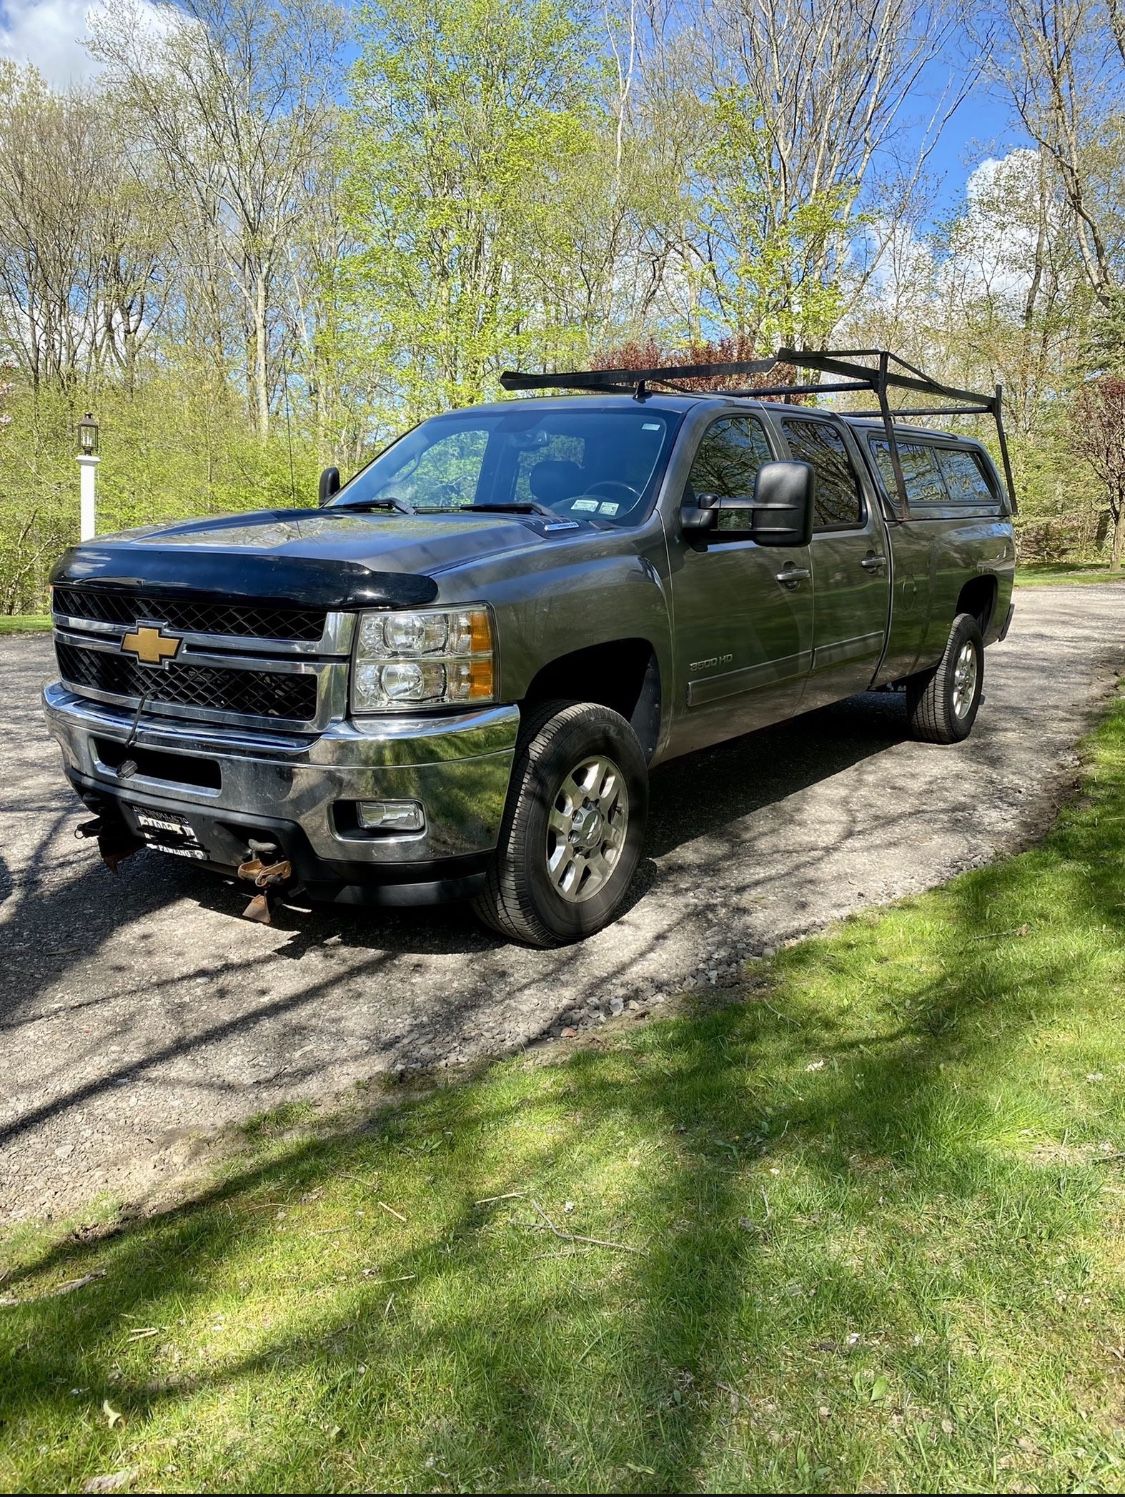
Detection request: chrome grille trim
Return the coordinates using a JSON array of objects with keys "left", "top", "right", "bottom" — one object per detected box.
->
[{"left": 50, "top": 609, "right": 356, "bottom": 658}]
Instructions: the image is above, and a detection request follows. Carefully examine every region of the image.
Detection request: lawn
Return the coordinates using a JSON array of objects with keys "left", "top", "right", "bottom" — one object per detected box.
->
[
  {"left": 0, "top": 613, "right": 50, "bottom": 633},
  {"left": 1016, "top": 562, "right": 1125, "bottom": 587},
  {"left": 2, "top": 695, "right": 1123, "bottom": 1494}
]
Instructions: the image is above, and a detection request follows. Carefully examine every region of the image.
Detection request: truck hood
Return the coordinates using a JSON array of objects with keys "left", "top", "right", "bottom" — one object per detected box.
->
[{"left": 50, "top": 506, "right": 582, "bottom": 611}]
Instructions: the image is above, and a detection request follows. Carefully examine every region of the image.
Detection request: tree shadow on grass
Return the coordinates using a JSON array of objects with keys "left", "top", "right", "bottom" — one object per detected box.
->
[{"left": 3, "top": 810, "right": 1119, "bottom": 1492}]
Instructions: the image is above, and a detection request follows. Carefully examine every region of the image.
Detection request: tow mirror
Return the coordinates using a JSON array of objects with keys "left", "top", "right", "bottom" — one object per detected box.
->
[
  {"left": 747, "top": 460, "right": 815, "bottom": 546},
  {"left": 681, "top": 460, "right": 815, "bottom": 546},
  {"left": 318, "top": 466, "right": 341, "bottom": 507}
]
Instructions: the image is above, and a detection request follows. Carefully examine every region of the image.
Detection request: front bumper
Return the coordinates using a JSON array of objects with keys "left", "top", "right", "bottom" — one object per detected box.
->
[{"left": 43, "top": 682, "right": 519, "bottom": 898}]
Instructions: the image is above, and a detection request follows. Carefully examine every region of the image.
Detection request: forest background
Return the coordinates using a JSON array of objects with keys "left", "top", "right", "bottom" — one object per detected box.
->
[{"left": 1, "top": 0, "right": 1124, "bottom": 613}]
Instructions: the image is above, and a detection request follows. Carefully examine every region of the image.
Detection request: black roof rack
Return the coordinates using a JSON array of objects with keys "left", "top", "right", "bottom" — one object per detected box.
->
[{"left": 500, "top": 347, "right": 1017, "bottom": 518}]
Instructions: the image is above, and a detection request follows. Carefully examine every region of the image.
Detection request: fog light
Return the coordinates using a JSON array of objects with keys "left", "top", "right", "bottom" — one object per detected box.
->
[{"left": 356, "top": 799, "right": 426, "bottom": 833}]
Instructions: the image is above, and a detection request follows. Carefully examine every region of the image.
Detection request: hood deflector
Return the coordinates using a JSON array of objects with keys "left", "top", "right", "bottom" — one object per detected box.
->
[{"left": 49, "top": 544, "right": 439, "bottom": 611}]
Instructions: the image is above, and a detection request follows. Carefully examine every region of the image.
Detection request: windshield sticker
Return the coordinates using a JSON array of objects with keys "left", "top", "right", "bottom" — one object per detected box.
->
[
  {"left": 642, "top": 422, "right": 661, "bottom": 431},
  {"left": 599, "top": 502, "right": 620, "bottom": 516},
  {"left": 571, "top": 498, "right": 598, "bottom": 511}
]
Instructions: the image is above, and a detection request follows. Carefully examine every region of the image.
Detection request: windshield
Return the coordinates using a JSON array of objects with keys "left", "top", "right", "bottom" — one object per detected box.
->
[{"left": 329, "top": 406, "right": 680, "bottom": 527}]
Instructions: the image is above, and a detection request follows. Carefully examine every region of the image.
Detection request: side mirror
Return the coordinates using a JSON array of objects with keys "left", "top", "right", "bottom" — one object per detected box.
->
[
  {"left": 318, "top": 466, "right": 341, "bottom": 507},
  {"left": 681, "top": 460, "right": 815, "bottom": 546},
  {"left": 747, "top": 460, "right": 815, "bottom": 546}
]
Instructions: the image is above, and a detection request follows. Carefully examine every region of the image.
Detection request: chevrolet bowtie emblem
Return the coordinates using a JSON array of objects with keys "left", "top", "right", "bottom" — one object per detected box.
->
[{"left": 121, "top": 624, "right": 182, "bottom": 666}]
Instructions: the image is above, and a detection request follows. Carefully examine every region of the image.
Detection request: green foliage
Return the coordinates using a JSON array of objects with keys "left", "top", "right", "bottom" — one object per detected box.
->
[
  {"left": 0, "top": 376, "right": 321, "bottom": 614},
  {"left": 342, "top": 0, "right": 606, "bottom": 418},
  {"left": 2, "top": 689, "right": 1124, "bottom": 1491},
  {"left": 694, "top": 86, "right": 855, "bottom": 347}
]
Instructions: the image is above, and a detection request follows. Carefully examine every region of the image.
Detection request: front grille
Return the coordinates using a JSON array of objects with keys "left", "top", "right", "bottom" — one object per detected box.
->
[
  {"left": 56, "top": 641, "right": 319, "bottom": 722},
  {"left": 52, "top": 586, "right": 326, "bottom": 643}
]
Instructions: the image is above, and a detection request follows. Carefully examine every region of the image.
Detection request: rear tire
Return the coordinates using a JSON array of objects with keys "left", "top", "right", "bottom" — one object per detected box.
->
[
  {"left": 473, "top": 699, "right": 649, "bottom": 947},
  {"left": 906, "top": 612, "right": 984, "bottom": 744}
]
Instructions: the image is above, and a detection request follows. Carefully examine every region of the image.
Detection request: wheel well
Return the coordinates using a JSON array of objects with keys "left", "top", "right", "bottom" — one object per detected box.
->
[
  {"left": 956, "top": 575, "right": 997, "bottom": 635},
  {"left": 521, "top": 640, "right": 661, "bottom": 760}
]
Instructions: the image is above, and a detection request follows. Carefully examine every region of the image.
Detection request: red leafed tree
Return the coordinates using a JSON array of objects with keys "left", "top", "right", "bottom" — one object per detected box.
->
[
  {"left": 1073, "top": 377, "right": 1125, "bottom": 568},
  {"left": 588, "top": 335, "right": 801, "bottom": 399}
]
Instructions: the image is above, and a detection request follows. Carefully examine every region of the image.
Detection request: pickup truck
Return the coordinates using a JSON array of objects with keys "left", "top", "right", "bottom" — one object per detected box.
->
[{"left": 43, "top": 349, "right": 1016, "bottom": 945}]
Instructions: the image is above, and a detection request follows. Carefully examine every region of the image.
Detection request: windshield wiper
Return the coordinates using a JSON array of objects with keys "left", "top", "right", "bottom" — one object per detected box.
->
[{"left": 333, "top": 496, "right": 416, "bottom": 515}]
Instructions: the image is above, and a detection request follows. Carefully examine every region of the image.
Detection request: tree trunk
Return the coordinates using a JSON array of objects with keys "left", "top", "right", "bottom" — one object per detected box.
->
[
  {"left": 254, "top": 274, "right": 269, "bottom": 439},
  {"left": 1112, "top": 499, "right": 1125, "bottom": 569}
]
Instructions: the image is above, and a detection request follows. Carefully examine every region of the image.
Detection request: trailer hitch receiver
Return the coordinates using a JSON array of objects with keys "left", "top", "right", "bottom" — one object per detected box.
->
[{"left": 236, "top": 839, "right": 293, "bottom": 924}]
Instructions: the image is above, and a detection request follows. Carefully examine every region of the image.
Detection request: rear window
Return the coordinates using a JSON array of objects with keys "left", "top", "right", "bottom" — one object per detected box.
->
[
  {"left": 936, "top": 447, "right": 998, "bottom": 507},
  {"left": 869, "top": 438, "right": 1000, "bottom": 513},
  {"left": 869, "top": 440, "right": 946, "bottom": 506}
]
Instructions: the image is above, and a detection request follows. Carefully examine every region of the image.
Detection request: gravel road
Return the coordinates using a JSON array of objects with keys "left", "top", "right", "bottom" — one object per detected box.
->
[{"left": 2, "top": 586, "right": 1122, "bottom": 1222}]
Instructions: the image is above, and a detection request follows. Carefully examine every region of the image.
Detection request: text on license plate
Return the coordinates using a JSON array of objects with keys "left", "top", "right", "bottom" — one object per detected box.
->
[{"left": 134, "top": 808, "right": 208, "bottom": 860}]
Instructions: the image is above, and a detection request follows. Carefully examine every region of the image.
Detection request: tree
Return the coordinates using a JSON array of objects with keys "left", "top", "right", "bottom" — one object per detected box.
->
[
  {"left": 1072, "top": 375, "right": 1125, "bottom": 565},
  {"left": 680, "top": 0, "right": 965, "bottom": 348},
  {"left": 90, "top": 0, "right": 344, "bottom": 437},
  {"left": 0, "top": 63, "right": 172, "bottom": 390},
  {"left": 342, "top": 0, "right": 606, "bottom": 418},
  {"left": 982, "top": 0, "right": 1125, "bottom": 312}
]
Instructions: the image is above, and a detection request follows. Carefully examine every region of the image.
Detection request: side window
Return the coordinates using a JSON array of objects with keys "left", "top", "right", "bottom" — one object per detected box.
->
[
  {"left": 780, "top": 418, "right": 862, "bottom": 530},
  {"left": 870, "top": 440, "right": 947, "bottom": 506},
  {"left": 685, "top": 416, "right": 773, "bottom": 532},
  {"left": 936, "top": 448, "right": 999, "bottom": 508}
]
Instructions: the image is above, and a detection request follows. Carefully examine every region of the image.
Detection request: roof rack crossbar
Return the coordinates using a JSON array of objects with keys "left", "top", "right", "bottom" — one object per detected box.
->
[
  {"left": 500, "top": 357, "right": 779, "bottom": 392},
  {"left": 848, "top": 404, "right": 995, "bottom": 418},
  {"left": 718, "top": 379, "right": 866, "bottom": 399}
]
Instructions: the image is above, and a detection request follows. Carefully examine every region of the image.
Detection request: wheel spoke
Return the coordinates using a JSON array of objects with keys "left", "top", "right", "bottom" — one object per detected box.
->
[
  {"left": 557, "top": 774, "right": 583, "bottom": 815},
  {"left": 597, "top": 768, "right": 620, "bottom": 812},
  {"left": 547, "top": 805, "right": 573, "bottom": 838}
]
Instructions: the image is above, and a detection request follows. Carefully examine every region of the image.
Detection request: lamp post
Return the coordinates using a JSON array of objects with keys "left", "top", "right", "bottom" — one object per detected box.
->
[{"left": 77, "top": 411, "right": 99, "bottom": 542}]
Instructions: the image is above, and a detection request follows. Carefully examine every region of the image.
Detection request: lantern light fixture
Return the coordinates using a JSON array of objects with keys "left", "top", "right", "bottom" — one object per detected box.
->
[{"left": 77, "top": 411, "right": 99, "bottom": 457}]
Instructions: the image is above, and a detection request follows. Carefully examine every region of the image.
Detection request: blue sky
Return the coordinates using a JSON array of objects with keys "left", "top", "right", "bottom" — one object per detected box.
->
[
  {"left": 921, "top": 72, "right": 1027, "bottom": 224},
  {"left": 0, "top": 0, "right": 1026, "bottom": 231}
]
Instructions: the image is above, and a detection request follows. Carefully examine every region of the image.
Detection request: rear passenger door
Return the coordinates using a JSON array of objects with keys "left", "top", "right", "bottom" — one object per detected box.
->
[{"left": 776, "top": 413, "right": 890, "bottom": 711}]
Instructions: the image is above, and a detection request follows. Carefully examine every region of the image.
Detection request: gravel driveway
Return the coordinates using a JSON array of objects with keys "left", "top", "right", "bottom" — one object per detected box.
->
[{"left": 2, "top": 586, "right": 1122, "bottom": 1222}]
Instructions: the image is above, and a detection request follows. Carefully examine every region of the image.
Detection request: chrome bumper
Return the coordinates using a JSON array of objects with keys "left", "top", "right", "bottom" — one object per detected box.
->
[{"left": 43, "top": 682, "right": 518, "bottom": 874}]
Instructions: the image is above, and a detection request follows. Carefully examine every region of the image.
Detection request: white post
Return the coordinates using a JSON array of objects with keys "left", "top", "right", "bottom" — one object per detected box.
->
[{"left": 77, "top": 454, "right": 99, "bottom": 541}]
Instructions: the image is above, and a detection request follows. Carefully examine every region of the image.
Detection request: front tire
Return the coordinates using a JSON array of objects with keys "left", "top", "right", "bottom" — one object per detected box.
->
[
  {"left": 906, "top": 612, "right": 984, "bottom": 744},
  {"left": 474, "top": 700, "right": 649, "bottom": 947}
]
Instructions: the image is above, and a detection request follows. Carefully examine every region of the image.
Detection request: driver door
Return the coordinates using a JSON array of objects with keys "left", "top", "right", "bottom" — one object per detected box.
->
[{"left": 669, "top": 414, "right": 814, "bottom": 754}]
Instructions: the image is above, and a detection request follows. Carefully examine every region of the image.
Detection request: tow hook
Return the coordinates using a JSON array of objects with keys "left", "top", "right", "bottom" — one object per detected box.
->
[
  {"left": 76, "top": 814, "right": 145, "bottom": 873},
  {"left": 236, "top": 839, "right": 293, "bottom": 925}
]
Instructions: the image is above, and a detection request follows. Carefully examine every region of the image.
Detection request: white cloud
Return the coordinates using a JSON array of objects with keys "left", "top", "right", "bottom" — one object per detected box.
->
[
  {"left": 1, "top": 0, "right": 101, "bottom": 86},
  {"left": 0, "top": 0, "right": 180, "bottom": 89},
  {"left": 950, "top": 150, "right": 1046, "bottom": 306}
]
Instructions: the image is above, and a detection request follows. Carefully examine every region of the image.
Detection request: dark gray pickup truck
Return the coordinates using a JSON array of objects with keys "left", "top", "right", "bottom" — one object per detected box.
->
[{"left": 43, "top": 349, "right": 1016, "bottom": 944}]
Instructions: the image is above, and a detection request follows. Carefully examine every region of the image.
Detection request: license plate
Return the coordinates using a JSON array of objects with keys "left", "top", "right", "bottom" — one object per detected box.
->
[{"left": 134, "top": 808, "right": 208, "bottom": 860}]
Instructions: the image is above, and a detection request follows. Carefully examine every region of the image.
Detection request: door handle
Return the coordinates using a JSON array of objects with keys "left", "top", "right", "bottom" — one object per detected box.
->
[
  {"left": 860, "top": 554, "right": 887, "bottom": 572},
  {"left": 776, "top": 566, "right": 811, "bottom": 588}
]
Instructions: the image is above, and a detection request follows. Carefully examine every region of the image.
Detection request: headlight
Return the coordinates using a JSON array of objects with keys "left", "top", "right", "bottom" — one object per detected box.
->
[{"left": 351, "top": 606, "right": 496, "bottom": 713}]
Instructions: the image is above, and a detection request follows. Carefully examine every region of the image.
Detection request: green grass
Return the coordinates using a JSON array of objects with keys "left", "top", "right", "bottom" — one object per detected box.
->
[
  {"left": 3, "top": 699, "right": 1124, "bottom": 1494},
  {"left": 1016, "top": 562, "right": 1125, "bottom": 587},
  {"left": 0, "top": 613, "right": 50, "bottom": 632}
]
